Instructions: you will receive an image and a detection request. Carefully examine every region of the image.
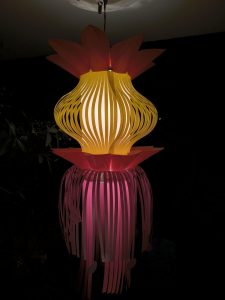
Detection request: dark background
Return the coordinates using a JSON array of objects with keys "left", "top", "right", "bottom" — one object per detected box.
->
[{"left": 1, "top": 31, "right": 225, "bottom": 297}]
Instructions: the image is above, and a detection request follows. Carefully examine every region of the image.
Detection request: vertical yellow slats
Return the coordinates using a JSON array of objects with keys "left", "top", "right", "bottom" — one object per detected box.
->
[{"left": 54, "top": 70, "right": 158, "bottom": 155}]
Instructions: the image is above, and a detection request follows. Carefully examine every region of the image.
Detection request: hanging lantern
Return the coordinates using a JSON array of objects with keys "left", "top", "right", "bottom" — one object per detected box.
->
[{"left": 48, "top": 25, "right": 164, "bottom": 298}]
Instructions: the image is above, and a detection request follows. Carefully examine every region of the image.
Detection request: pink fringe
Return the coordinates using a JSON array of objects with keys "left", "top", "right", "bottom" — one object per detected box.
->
[{"left": 59, "top": 166, "right": 153, "bottom": 299}]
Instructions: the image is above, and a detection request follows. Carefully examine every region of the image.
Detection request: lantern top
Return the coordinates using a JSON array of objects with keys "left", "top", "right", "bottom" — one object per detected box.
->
[{"left": 47, "top": 25, "right": 164, "bottom": 79}]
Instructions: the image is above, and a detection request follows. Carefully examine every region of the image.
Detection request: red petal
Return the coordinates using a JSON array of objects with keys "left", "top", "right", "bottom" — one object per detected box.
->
[
  {"left": 46, "top": 54, "right": 80, "bottom": 78},
  {"left": 48, "top": 39, "right": 90, "bottom": 76},
  {"left": 81, "top": 25, "right": 110, "bottom": 71},
  {"left": 128, "top": 49, "right": 165, "bottom": 79},
  {"left": 110, "top": 35, "right": 143, "bottom": 73}
]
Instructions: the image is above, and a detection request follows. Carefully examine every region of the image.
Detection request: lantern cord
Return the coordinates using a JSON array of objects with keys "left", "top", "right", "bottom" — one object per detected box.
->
[
  {"left": 98, "top": 0, "right": 108, "bottom": 32},
  {"left": 103, "top": 0, "right": 107, "bottom": 32}
]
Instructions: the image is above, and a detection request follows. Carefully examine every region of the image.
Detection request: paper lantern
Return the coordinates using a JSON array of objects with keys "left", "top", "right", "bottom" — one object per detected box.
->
[{"left": 48, "top": 25, "right": 164, "bottom": 298}]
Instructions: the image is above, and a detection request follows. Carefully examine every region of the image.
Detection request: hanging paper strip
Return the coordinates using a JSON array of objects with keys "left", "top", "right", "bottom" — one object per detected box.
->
[{"left": 59, "top": 165, "right": 153, "bottom": 298}]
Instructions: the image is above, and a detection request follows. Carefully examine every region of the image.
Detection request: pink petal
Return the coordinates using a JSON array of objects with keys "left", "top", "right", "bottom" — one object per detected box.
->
[
  {"left": 110, "top": 35, "right": 143, "bottom": 73},
  {"left": 46, "top": 54, "right": 81, "bottom": 78},
  {"left": 48, "top": 39, "right": 90, "bottom": 76},
  {"left": 128, "top": 49, "right": 165, "bottom": 79},
  {"left": 81, "top": 25, "right": 110, "bottom": 71}
]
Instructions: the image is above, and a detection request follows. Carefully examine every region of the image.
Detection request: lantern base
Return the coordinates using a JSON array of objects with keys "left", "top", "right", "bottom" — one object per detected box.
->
[{"left": 59, "top": 165, "right": 153, "bottom": 298}]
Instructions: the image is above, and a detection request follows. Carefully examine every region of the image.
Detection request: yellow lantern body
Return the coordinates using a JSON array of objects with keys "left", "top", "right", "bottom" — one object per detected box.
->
[{"left": 54, "top": 70, "right": 158, "bottom": 155}]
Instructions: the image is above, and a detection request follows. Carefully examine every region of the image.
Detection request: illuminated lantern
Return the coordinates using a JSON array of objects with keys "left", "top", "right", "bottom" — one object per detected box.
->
[
  {"left": 48, "top": 25, "right": 164, "bottom": 298},
  {"left": 53, "top": 70, "right": 157, "bottom": 155}
]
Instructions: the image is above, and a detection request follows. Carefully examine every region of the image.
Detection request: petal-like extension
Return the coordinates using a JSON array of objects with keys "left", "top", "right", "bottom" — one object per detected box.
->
[
  {"left": 52, "top": 146, "right": 163, "bottom": 171},
  {"left": 81, "top": 25, "right": 110, "bottom": 71},
  {"left": 128, "top": 49, "right": 165, "bottom": 79},
  {"left": 110, "top": 35, "right": 143, "bottom": 73},
  {"left": 48, "top": 39, "right": 90, "bottom": 76},
  {"left": 47, "top": 54, "right": 80, "bottom": 78},
  {"left": 47, "top": 27, "right": 165, "bottom": 78}
]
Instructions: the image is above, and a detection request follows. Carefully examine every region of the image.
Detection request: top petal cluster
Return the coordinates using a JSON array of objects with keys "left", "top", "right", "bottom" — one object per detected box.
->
[{"left": 47, "top": 25, "right": 164, "bottom": 80}]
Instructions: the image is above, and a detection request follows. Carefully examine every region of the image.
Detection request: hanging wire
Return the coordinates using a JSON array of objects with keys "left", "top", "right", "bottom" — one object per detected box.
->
[
  {"left": 97, "top": 0, "right": 108, "bottom": 32},
  {"left": 98, "top": 0, "right": 103, "bottom": 14},
  {"left": 103, "top": 0, "right": 108, "bottom": 32}
]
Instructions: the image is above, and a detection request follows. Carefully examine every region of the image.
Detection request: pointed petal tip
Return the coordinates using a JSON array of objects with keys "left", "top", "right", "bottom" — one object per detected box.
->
[
  {"left": 48, "top": 38, "right": 63, "bottom": 48},
  {"left": 46, "top": 53, "right": 57, "bottom": 61},
  {"left": 157, "top": 48, "right": 166, "bottom": 55},
  {"left": 86, "top": 24, "right": 103, "bottom": 31},
  {"left": 46, "top": 54, "right": 81, "bottom": 78},
  {"left": 81, "top": 25, "right": 109, "bottom": 70},
  {"left": 152, "top": 48, "right": 166, "bottom": 58},
  {"left": 82, "top": 24, "right": 105, "bottom": 37}
]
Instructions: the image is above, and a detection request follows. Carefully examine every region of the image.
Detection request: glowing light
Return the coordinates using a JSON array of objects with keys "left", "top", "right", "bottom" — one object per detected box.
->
[{"left": 54, "top": 70, "right": 158, "bottom": 154}]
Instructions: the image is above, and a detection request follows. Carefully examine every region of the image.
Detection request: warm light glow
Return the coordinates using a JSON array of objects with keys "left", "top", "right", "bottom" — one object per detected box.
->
[{"left": 54, "top": 70, "right": 158, "bottom": 155}]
